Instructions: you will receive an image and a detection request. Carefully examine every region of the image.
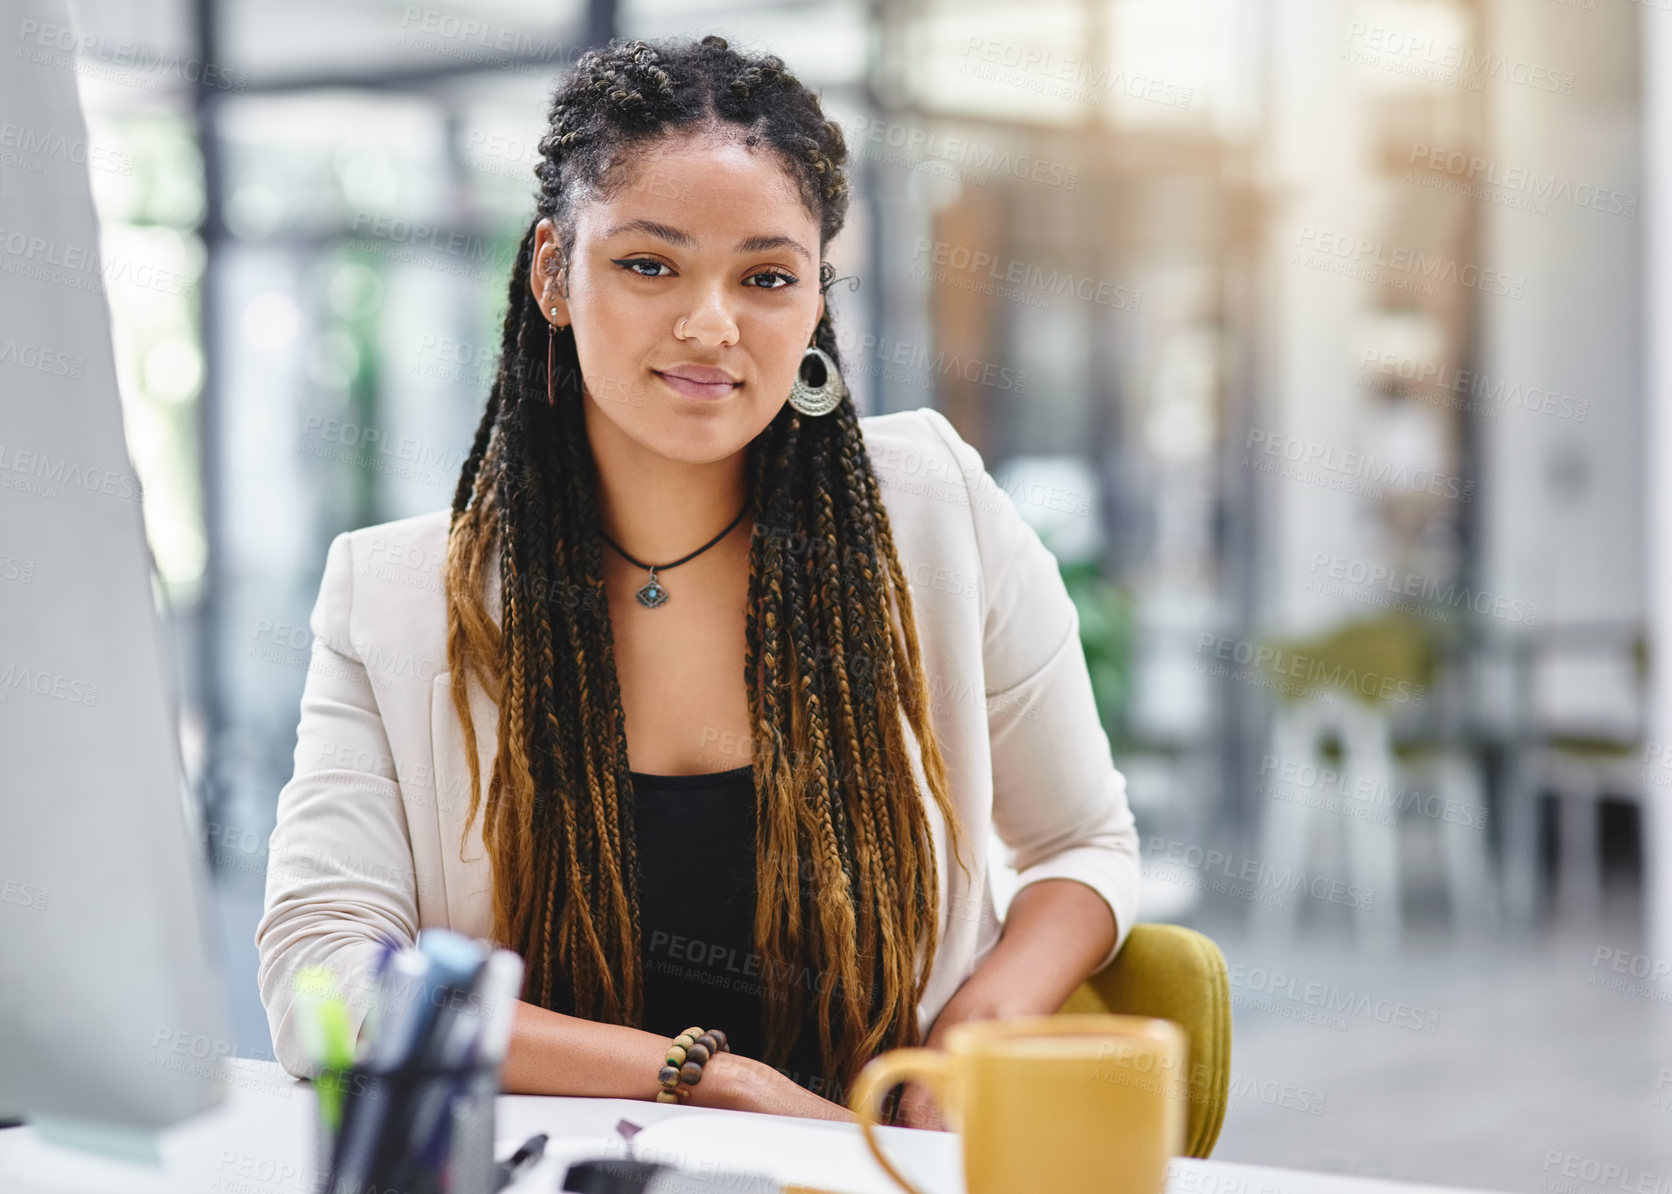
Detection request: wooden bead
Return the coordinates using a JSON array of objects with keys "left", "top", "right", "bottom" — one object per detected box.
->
[
  {"left": 679, "top": 1061, "right": 704, "bottom": 1085},
  {"left": 666, "top": 1044, "right": 687, "bottom": 1065},
  {"left": 655, "top": 1089, "right": 682, "bottom": 1103},
  {"left": 685, "top": 1042, "right": 710, "bottom": 1065},
  {"left": 673, "top": 1034, "right": 695, "bottom": 1049},
  {"left": 682, "top": 1026, "right": 705, "bottom": 1039},
  {"left": 694, "top": 1033, "right": 716, "bottom": 1053},
  {"left": 710, "top": 1029, "right": 728, "bottom": 1051},
  {"left": 657, "top": 1065, "right": 680, "bottom": 1086}
]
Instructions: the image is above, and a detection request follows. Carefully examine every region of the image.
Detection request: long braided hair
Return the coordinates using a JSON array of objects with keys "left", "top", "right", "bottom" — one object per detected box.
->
[{"left": 443, "top": 33, "right": 969, "bottom": 1096}]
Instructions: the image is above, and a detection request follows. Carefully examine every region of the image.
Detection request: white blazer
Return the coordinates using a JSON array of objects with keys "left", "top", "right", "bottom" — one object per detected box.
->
[{"left": 255, "top": 405, "right": 1140, "bottom": 1078}]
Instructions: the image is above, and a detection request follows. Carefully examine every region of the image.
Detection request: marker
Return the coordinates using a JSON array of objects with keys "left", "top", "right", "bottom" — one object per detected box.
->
[
  {"left": 474, "top": 950, "right": 527, "bottom": 1065},
  {"left": 327, "top": 950, "right": 436, "bottom": 1192},
  {"left": 495, "top": 1133, "right": 547, "bottom": 1190},
  {"left": 414, "top": 948, "right": 523, "bottom": 1170}
]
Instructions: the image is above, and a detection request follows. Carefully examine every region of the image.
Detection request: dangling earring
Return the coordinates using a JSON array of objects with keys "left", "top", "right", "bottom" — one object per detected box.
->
[
  {"left": 547, "top": 306, "right": 565, "bottom": 407},
  {"left": 787, "top": 345, "right": 845, "bottom": 417}
]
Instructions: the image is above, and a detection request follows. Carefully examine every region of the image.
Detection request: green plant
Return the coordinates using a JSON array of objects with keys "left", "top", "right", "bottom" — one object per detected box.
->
[{"left": 1058, "top": 559, "right": 1135, "bottom": 741}]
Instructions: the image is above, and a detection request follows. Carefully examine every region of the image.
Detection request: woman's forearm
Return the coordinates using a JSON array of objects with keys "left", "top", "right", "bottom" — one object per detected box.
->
[
  {"left": 501, "top": 999, "right": 718, "bottom": 1101},
  {"left": 928, "top": 878, "right": 1117, "bottom": 1042},
  {"left": 499, "top": 1000, "right": 852, "bottom": 1120},
  {"left": 501, "top": 989, "right": 769, "bottom": 1103}
]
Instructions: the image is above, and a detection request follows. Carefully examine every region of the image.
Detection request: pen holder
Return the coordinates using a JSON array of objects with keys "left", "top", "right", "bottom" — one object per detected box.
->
[{"left": 313, "top": 1057, "right": 499, "bottom": 1194}]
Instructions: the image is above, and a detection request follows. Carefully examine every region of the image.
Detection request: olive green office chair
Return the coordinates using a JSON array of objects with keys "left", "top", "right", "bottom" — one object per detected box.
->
[{"left": 1057, "top": 923, "right": 1231, "bottom": 1159}]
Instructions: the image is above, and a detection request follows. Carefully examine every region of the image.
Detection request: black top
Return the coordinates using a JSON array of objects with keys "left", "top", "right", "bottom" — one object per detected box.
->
[{"left": 629, "top": 763, "right": 833, "bottom": 1098}]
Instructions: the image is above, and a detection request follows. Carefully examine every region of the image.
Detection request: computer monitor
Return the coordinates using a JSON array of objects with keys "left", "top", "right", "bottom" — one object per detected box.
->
[{"left": 0, "top": 0, "right": 231, "bottom": 1155}]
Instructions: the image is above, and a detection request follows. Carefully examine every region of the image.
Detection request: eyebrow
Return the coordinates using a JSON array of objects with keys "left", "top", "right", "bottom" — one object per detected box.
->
[{"left": 599, "top": 218, "right": 812, "bottom": 265}]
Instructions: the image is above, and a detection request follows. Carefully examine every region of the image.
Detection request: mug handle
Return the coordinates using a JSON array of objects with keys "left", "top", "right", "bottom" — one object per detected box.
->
[{"left": 848, "top": 1048, "right": 954, "bottom": 1194}]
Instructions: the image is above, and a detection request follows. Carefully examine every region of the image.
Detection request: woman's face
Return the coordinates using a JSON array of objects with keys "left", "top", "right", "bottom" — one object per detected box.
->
[{"left": 531, "top": 127, "right": 827, "bottom": 464}]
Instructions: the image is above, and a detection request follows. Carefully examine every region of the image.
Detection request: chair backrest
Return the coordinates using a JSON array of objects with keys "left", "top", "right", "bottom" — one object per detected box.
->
[{"left": 1055, "top": 923, "right": 1231, "bottom": 1158}]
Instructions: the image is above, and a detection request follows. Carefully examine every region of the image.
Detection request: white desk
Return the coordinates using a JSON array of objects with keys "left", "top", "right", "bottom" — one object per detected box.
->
[{"left": 0, "top": 1059, "right": 1510, "bottom": 1194}]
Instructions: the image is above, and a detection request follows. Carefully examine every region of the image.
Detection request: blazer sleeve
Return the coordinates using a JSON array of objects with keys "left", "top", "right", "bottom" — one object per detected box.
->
[
  {"left": 918, "top": 408, "right": 1140, "bottom": 973},
  {"left": 254, "top": 530, "right": 421, "bottom": 1077}
]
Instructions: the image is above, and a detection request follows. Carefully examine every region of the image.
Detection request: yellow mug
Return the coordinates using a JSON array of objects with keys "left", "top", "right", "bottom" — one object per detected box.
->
[{"left": 849, "top": 1014, "right": 1189, "bottom": 1194}]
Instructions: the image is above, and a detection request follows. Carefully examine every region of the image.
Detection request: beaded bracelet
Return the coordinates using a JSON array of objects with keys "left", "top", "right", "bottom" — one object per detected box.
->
[{"left": 655, "top": 1025, "right": 730, "bottom": 1104}]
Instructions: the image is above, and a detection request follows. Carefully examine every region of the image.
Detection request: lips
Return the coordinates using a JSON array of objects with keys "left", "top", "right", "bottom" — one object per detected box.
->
[{"left": 654, "top": 369, "right": 740, "bottom": 401}]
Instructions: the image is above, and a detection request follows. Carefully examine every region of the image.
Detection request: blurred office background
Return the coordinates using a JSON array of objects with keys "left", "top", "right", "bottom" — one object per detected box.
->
[{"left": 52, "top": 0, "right": 1672, "bottom": 1188}]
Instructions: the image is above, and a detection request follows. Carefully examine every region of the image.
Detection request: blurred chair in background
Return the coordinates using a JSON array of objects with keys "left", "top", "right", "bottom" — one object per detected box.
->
[
  {"left": 1252, "top": 615, "right": 1495, "bottom": 950},
  {"left": 1500, "top": 629, "right": 1648, "bottom": 929}
]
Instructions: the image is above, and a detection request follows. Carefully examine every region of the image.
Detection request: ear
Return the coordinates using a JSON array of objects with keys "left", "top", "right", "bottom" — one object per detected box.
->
[
  {"left": 531, "top": 217, "right": 571, "bottom": 325},
  {"left": 813, "top": 293, "right": 825, "bottom": 339}
]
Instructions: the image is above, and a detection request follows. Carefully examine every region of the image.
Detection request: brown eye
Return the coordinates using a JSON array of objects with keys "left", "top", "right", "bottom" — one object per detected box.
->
[{"left": 612, "top": 257, "right": 670, "bottom": 278}]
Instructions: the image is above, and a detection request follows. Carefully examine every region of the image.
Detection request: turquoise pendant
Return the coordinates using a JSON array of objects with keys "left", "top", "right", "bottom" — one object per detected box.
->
[{"left": 635, "top": 574, "right": 669, "bottom": 608}]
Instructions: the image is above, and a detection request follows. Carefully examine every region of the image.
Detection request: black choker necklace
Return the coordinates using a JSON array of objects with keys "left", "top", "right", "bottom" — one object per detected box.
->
[{"left": 600, "top": 503, "right": 750, "bottom": 608}]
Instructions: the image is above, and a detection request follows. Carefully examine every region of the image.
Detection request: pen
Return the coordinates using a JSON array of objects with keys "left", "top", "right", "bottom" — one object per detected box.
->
[
  {"left": 494, "top": 1132, "right": 547, "bottom": 1190},
  {"left": 311, "top": 993, "right": 354, "bottom": 1133},
  {"left": 472, "top": 949, "right": 527, "bottom": 1066},
  {"left": 385, "top": 931, "right": 491, "bottom": 1186},
  {"left": 292, "top": 966, "right": 353, "bottom": 1131},
  {"left": 413, "top": 947, "right": 524, "bottom": 1170},
  {"left": 356, "top": 931, "right": 405, "bottom": 1054},
  {"left": 327, "top": 950, "right": 436, "bottom": 1193}
]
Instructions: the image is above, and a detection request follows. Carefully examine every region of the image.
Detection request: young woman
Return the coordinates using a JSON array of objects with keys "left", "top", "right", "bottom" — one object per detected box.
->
[{"left": 257, "top": 34, "right": 1139, "bottom": 1128}]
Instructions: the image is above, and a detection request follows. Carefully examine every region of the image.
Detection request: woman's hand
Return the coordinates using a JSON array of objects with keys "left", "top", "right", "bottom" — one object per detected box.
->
[
  {"left": 696, "top": 1052, "right": 857, "bottom": 1122},
  {"left": 892, "top": 1080, "right": 948, "bottom": 1131}
]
